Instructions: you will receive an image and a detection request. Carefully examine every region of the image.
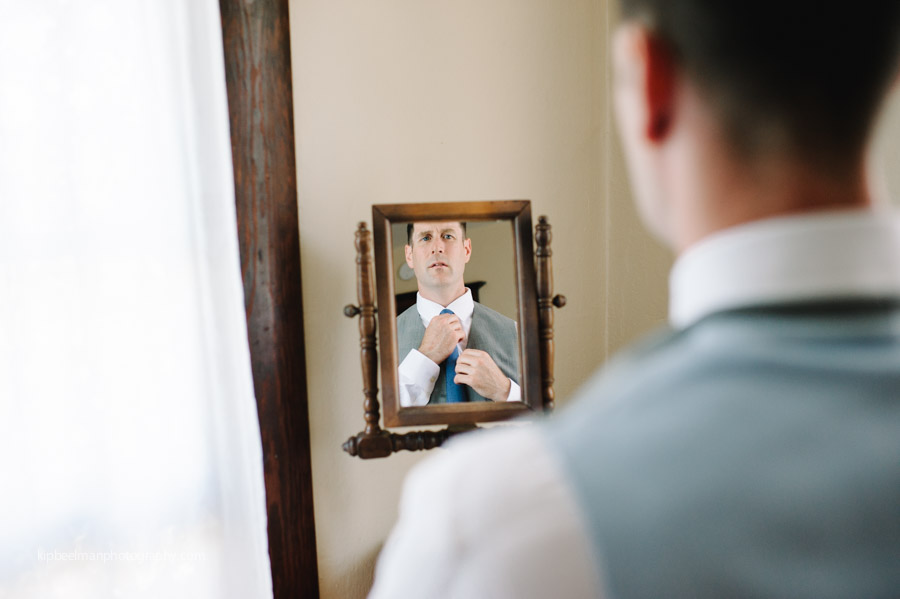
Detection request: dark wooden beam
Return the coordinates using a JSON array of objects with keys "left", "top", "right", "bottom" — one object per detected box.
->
[{"left": 219, "top": 1, "right": 319, "bottom": 597}]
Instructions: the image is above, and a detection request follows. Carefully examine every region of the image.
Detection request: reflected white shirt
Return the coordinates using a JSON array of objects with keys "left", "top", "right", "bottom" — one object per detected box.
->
[
  {"left": 398, "top": 289, "right": 522, "bottom": 407},
  {"left": 371, "top": 208, "right": 900, "bottom": 599}
]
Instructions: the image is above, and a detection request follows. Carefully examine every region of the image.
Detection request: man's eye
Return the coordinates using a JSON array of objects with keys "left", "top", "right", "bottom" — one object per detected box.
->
[
  {"left": 443, "top": 234, "right": 454, "bottom": 240},
  {"left": 420, "top": 235, "right": 431, "bottom": 242}
]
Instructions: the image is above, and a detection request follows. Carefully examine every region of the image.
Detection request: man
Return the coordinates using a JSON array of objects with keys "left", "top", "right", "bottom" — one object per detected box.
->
[
  {"left": 371, "top": 3, "right": 900, "bottom": 598},
  {"left": 397, "top": 221, "right": 520, "bottom": 406}
]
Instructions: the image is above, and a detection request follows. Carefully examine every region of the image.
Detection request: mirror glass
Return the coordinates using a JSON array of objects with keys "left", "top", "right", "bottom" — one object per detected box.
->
[
  {"left": 391, "top": 219, "right": 521, "bottom": 406},
  {"left": 373, "top": 201, "right": 540, "bottom": 427}
]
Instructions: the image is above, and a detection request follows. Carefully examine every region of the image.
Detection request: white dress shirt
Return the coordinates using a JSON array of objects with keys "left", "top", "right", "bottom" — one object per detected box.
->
[
  {"left": 398, "top": 289, "right": 522, "bottom": 407},
  {"left": 368, "top": 425, "right": 607, "bottom": 599},
  {"left": 669, "top": 208, "right": 900, "bottom": 329},
  {"left": 370, "top": 209, "right": 900, "bottom": 599}
]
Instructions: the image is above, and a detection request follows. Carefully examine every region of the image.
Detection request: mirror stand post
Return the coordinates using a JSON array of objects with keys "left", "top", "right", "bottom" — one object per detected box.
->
[
  {"left": 342, "top": 222, "right": 470, "bottom": 459},
  {"left": 342, "top": 222, "right": 393, "bottom": 459},
  {"left": 535, "top": 216, "right": 567, "bottom": 413}
]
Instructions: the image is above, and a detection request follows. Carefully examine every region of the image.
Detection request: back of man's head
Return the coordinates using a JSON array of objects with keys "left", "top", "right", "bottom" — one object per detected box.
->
[{"left": 618, "top": 1, "right": 900, "bottom": 170}]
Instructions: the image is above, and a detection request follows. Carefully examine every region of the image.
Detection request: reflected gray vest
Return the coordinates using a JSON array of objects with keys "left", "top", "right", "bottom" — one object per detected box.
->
[
  {"left": 546, "top": 303, "right": 900, "bottom": 598},
  {"left": 397, "top": 302, "right": 519, "bottom": 404}
]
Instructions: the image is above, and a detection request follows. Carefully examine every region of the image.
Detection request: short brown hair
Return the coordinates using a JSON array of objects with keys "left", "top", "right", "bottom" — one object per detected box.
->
[
  {"left": 406, "top": 222, "right": 467, "bottom": 245},
  {"left": 619, "top": 1, "right": 900, "bottom": 169}
]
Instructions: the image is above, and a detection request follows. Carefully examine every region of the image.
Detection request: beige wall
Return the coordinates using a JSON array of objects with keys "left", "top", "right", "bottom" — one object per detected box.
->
[
  {"left": 289, "top": 2, "right": 899, "bottom": 597},
  {"left": 874, "top": 83, "right": 900, "bottom": 203},
  {"left": 290, "top": 1, "right": 667, "bottom": 597}
]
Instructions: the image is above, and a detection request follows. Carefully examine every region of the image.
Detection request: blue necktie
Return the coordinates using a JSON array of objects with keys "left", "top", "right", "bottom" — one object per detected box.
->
[{"left": 440, "top": 308, "right": 467, "bottom": 403}]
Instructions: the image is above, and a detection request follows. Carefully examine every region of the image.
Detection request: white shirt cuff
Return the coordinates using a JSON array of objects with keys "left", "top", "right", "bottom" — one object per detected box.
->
[
  {"left": 505, "top": 380, "right": 521, "bottom": 403},
  {"left": 398, "top": 349, "right": 440, "bottom": 407}
]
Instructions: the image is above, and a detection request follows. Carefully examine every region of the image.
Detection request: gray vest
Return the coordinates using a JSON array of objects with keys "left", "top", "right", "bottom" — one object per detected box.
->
[
  {"left": 397, "top": 302, "right": 519, "bottom": 404},
  {"left": 545, "top": 302, "right": 900, "bottom": 598}
]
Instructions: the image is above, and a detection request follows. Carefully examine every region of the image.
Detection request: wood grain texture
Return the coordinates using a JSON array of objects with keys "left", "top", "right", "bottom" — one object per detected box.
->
[
  {"left": 355, "top": 223, "right": 381, "bottom": 436},
  {"left": 219, "top": 1, "right": 319, "bottom": 596},
  {"left": 535, "top": 216, "right": 557, "bottom": 412}
]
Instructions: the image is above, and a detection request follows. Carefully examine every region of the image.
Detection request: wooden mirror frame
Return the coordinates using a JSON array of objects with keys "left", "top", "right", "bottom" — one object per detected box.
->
[
  {"left": 377, "top": 200, "right": 540, "bottom": 426},
  {"left": 343, "top": 200, "right": 565, "bottom": 459}
]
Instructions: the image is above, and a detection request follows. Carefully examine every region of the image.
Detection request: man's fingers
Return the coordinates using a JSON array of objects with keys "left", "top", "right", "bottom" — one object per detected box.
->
[
  {"left": 454, "top": 371, "right": 477, "bottom": 384},
  {"left": 455, "top": 350, "right": 493, "bottom": 376},
  {"left": 434, "top": 315, "right": 463, "bottom": 338},
  {"left": 457, "top": 349, "right": 477, "bottom": 363},
  {"left": 437, "top": 314, "right": 461, "bottom": 327},
  {"left": 420, "top": 315, "right": 467, "bottom": 363},
  {"left": 457, "top": 349, "right": 487, "bottom": 366},
  {"left": 453, "top": 350, "right": 509, "bottom": 401}
]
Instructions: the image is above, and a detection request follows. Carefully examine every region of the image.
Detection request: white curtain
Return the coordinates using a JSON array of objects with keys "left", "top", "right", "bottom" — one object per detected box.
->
[{"left": 0, "top": 1, "right": 274, "bottom": 598}]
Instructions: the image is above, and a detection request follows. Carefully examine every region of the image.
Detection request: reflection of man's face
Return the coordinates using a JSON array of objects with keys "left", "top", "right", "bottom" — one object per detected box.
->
[{"left": 405, "top": 221, "right": 471, "bottom": 301}]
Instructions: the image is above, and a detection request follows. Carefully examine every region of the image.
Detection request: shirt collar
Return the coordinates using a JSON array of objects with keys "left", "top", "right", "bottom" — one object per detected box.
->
[
  {"left": 669, "top": 208, "right": 900, "bottom": 329},
  {"left": 416, "top": 288, "right": 475, "bottom": 334}
]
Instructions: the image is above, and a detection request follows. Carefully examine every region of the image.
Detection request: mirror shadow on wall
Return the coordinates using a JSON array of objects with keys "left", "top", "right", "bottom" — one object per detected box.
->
[{"left": 373, "top": 201, "right": 542, "bottom": 428}]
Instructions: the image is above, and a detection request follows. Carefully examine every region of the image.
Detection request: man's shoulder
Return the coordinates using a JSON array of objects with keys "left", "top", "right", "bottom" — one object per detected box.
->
[
  {"left": 396, "top": 304, "right": 425, "bottom": 353},
  {"left": 472, "top": 301, "right": 516, "bottom": 328},
  {"left": 397, "top": 304, "right": 419, "bottom": 324},
  {"left": 470, "top": 302, "right": 518, "bottom": 353},
  {"left": 369, "top": 425, "right": 604, "bottom": 598},
  {"left": 397, "top": 304, "right": 425, "bottom": 335},
  {"left": 546, "top": 304, "right": 900, "bottom": 465},
  {"left": 543, "top": 309, "right": 900, "bottom": 597}
]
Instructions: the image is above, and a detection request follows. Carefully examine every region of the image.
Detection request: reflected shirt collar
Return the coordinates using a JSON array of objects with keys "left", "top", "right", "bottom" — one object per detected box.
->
[
  {"left": 416, "top": 288, "right": 475, "bottom": 336},
  {"left": 669, "top": 208, "right": 900, "bottom": 329}
]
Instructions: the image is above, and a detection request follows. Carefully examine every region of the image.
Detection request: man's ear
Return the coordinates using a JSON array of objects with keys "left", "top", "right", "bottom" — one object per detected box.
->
[
  {"left": 643, "top": 29, "right": 678, "bottom": 141},
  {"left": 405, "top": 245, "right": 414, "bottom": 268},
  {"left": 614, "top": 24, "right": 678, "bottom": 143},
  {"left": 463, "top": 238, "right": 471, "bottom": 263}
]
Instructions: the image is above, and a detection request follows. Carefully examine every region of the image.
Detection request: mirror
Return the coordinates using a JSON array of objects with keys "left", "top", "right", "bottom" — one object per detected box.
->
[{"left": 373, "top": 200, "right": 541, "bottom": 427}]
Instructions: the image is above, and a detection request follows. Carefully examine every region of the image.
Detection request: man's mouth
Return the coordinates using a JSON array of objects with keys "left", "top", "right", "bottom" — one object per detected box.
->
[{"left": 429, "top": 262, "right": 448, "bottom": 269}]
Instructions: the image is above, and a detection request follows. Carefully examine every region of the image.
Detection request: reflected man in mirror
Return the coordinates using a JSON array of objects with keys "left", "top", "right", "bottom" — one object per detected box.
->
[{"left": 398, "top": 221, "right": 520, "bottom": 406}]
